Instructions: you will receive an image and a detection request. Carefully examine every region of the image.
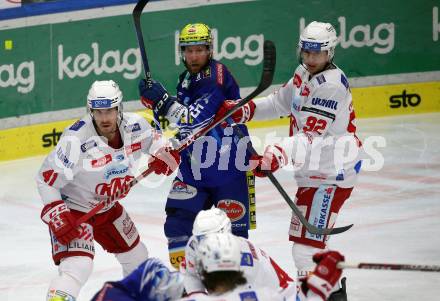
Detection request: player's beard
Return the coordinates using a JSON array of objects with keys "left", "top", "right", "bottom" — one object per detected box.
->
[
  {"left": 188, "top": 63, "right": 202, "bottom": 74},
  {"left": 96, "top": 121, "right": 118, "bottom": 137}
]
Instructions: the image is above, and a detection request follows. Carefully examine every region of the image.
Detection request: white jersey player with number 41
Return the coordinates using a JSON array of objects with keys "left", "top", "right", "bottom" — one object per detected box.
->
[
  {"left": 36, "top": 80, "right": 179, "bottom": 301},
  {"left": 181, "top": 208, "right": 293, "bottom": 295}
]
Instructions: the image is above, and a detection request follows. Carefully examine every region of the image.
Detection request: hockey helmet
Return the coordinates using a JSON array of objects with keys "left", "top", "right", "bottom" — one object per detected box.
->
[
  {"left": 196, "top": 232, "right": 241, "bottom": 275},
  {"left": 87, "top": 80, "right": 123, "bottom": 122},
  {"left": 179, "top": 23, "right": 212, "bottom": 48},
  {"left": 192, "top": 208, "right": 232, "bottom": 236},
  {"left": 299, "top": 21, "right": 338, "bottom": 60}
]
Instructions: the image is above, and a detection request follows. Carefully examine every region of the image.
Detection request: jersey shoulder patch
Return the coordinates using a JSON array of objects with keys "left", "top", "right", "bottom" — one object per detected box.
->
[
  {"left": 315, "top": 74, "right": 326, "bottom": 85},
  {"left": 69, "top": 120, "right": 85, "bottom": 131},
  {"left": 341, "top": 74, "right": 349, "bottom": 89},
  {"left": 239, "top": 291, "right": 258, "bottom": 300}
]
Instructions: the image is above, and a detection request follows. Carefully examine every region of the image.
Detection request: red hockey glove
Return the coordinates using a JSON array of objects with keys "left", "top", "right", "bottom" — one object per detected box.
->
[
  {"left": 216, "top": 100, "right": 256, "bottom": 127},
  {"left": 149, "top": 147, "right": 180, "bottom": 176},
  {"left": 307, "top": 251, "right": 345, "bottom": 300},
  {"left": 41, "top": 200, "right": 80, "bottom": 245},
  {"left": 250, "top": 144, "right": 287, "bottom": 177}
]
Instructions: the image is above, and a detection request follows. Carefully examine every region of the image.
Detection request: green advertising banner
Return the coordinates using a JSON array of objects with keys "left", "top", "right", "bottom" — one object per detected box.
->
[{"left": 0, "top": 0, "right": 439, "bottom": 120}]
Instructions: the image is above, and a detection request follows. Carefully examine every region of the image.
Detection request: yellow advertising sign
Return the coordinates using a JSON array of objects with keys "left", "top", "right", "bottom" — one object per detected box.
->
[{"left": 0, "top": 81, "right": 439, "bottom": 161}]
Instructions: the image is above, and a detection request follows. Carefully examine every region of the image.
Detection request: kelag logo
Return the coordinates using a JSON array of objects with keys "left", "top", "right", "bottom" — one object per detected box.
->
[
  {"left": 42, "top": 128, "right": 62, "bottom": 147},
  {"left": 0, "top": 61, "right": 35, "bottom": 94},
  {"left": 389, "top": 90, "right": 421, "bottom": 108},
  {"left": 175, "top": 29, "right": 264, "bottom": 66}
]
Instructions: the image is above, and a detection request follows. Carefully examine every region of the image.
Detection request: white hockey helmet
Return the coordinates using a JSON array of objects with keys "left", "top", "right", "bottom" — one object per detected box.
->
[
  {"left": 140, "top": 258, "right": 184, "bottom": 301},
  {"left": 299, "top": 21, "right": 338, "bottom": 60},
  {"left": 87, "top": 80, "right": 124, "bottom": 122},
  {"left": 196, "top": 232, "right": 241, "bottom": 274},
  {"left": 192, "top": 208, "right": 232, "bottom": 236}
]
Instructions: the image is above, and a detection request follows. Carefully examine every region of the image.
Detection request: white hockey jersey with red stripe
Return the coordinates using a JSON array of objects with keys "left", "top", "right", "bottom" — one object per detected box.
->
[
  {"left": 182, "top": 235, "right": 293, "bottom": 295},
  {"left": 253, "top": 64, "right": 362, "bottom": 188},
  {"left": 36, "top": 112, "right": 162, "bottom": 213}
]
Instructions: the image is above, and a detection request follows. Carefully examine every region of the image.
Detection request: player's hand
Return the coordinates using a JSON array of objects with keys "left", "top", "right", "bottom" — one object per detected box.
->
[
  {"left": 250, "top": 144, "right": 287, "bottom": 177},
  {"left": 139, "top": 79, "right": 176, "bottom": 116},
  {"left": 149, "top": 147, "right": 180, "bottom": 176},
  {"left": 307, "top": 250, "right": 345, "bottom": 301},
  {"left": 41, "top": 200, "right": 80, "bottom": 245},
  {"left": 216, "top": 100, "right": 256, "bottom": 127}
]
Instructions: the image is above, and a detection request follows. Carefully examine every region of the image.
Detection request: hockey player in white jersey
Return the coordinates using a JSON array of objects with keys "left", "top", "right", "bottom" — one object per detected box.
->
[
  {"left": 182, "top": 208, "right": 293, "bottom": 296},
  {"left": 180, "top": 232, "right": 346, "bottom": 301},
  {"left": 218, "top": 21, "right": 362, "bottom": 286},
  {"left": 36, "top": 80, "right": 180, "bottom": 301}
]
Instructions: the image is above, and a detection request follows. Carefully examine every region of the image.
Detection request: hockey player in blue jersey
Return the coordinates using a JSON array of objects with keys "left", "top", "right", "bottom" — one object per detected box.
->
[
  {"left": 139, "top": 23, "right": 273, "bottom": 269},
  {"left": 91, "top": 257, "right": 184, "bottom": 301}
]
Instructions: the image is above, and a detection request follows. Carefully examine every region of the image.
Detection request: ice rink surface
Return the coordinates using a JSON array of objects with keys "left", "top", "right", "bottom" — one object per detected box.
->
[{"left": 1, "top": 113, "right": 439, "bottom": 300}]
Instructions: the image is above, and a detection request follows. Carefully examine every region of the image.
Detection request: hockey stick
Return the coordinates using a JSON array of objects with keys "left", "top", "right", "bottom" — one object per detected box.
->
[
  {"left": 133, "top": 0, "right": 151, "bottom": 83},
  {"left": 337, "top": 262, "right": 440, "bottom": 272},
  {"left": 232, "top": 125, "right": 352, "bottom": 235},
  {"left": 75, "top": 40, "right": 276, "bottom": 225}
]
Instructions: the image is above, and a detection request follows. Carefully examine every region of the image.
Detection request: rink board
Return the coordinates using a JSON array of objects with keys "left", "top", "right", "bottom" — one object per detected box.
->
[{"left": 1, "top": 81, "right": 439, "bottom": 161}]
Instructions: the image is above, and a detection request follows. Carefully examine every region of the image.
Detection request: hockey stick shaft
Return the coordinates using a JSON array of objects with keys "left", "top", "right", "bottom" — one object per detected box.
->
[
  {"left": 76, "top": 40, "right": 276, "bottom": 226},
  {"left": 232, "top": 125, "right": 352, "bottom": 235},
  {"left": 337, "top": 262, "right": 440, "bottom": 272},
  {"left": 133, "top": 0, "right": 151, "bottom": 81}
]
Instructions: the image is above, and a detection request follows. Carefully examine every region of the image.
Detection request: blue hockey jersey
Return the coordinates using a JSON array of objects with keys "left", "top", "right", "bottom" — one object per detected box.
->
[{"left": 174, "top": 59, "right": 251, "bottom": 187}]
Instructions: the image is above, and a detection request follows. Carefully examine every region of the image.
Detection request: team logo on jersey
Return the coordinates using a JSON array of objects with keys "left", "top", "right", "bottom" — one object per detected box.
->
[
  {"left": 217, "top": 199, "right": 246, "bottom": 222},
  {"left": 81, "top": 140, "right": 97, "bottom": 152},
  {"left": 95, "top": 175, "right": 134, "bottom": 198},
  {"left": 311, "top": 97, "right": 338, "bottom": 110},
  {"left": 69, "top": 120, "right": 85, "bottom": 131},
  {"left": 169, "top": 181, "right": 197, "bottom": 200}
]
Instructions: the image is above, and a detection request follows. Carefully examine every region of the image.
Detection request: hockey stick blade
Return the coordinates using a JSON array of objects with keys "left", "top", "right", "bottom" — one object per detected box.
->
[
  {"left": 337, "top": 262, "right": 440, "bottom": 272},
  {"left": 76, "top": 40, "right": 276, "bottom": 226},
  {"left": 231, "top": 124, "right": 352, "bottom": 236},
  {"left": 133, "top": 0, "right": 151, "bottom": 80},
  {"left": 267, "top": 171, "right": 353, "bottom": 235}
]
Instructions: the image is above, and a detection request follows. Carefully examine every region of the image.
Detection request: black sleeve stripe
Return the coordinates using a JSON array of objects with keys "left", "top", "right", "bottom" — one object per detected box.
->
[{"left": 301, "top": 106, "right": 335, "bottom": 121}]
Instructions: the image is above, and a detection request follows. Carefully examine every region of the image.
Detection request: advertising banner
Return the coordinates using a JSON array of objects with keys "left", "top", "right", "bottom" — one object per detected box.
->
[{"left": 1, "top": 0, "right": 439, "bottom": 120}]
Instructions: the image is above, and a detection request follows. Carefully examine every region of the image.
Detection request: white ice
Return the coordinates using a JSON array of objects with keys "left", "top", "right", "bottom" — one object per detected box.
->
[{"left": 1, "top": 113, "right": 439, "bottom": 300}]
